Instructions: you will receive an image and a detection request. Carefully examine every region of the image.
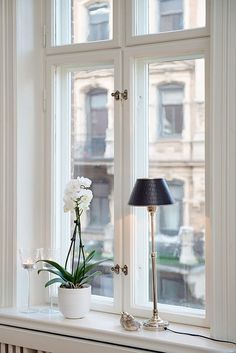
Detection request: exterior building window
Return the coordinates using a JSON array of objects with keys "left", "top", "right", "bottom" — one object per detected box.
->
[
  {"left": 87, "top": 2, "right": 110, "bottom": 41},
  {"left": 159, "top": 179, "right": 184, "bottom": 236},
  {"left": 90, "top": 179, "right": 110, "bottom": 228},
  {"left": 86, "top": 88, "right": 108, "bottom": 158},
  {"left": 158, "top": 83, "right": 184, "bottom": 137},
  {"left": 159, "top": 0, "right": 184, "bottom": 32}
]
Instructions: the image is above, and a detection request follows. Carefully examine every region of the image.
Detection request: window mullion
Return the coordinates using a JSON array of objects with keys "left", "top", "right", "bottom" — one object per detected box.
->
[{"left": 112, "top": 51, "right": 123, "bottom": 313}]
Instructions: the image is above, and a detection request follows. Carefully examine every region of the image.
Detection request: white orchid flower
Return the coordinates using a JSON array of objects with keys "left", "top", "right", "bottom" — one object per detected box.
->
[
  {"left": 63, "top": 197, "right": 76, "bottom": 212},
  {"left": 78, "top": 176, "right": 92, "bottom": 188},
  {"left": 65, "top": 179, "right": 81, "bottom": 194},
  {"left": 78, "top": 189, "right": 93, "bottom": 210},
  {"left": 63, "top": 176, "right": 93, "bottom": 214}
]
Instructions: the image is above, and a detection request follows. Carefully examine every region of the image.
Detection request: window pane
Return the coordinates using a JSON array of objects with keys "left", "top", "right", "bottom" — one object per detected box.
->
[
  {"left": 149, "top": 58, "right": 205, "bottom": 309},
  {"left": 54, "top": 0, "right": 113, "bottom": 46},
  {"left": 71, "top": 66, "right": 114, "bottom": 298},
  {"left": 134, "top": 57, "right": 205, "bottom": 311},
  {"left": 135, "top": 0, "right": 206, "bottom": 36}
]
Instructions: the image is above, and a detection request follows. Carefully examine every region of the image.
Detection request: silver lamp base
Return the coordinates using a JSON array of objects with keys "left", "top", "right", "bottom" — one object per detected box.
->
[{"left": 143, "top": 316, "right": 169, "bottom": 331}]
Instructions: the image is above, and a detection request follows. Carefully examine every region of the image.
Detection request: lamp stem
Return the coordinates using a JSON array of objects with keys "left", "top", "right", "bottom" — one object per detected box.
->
[
  {"left": 143, "top": 206, "right": 168, "bottom": 330},
  {"left": 148, "top": 206, "right": 158, "bottom": 320}
]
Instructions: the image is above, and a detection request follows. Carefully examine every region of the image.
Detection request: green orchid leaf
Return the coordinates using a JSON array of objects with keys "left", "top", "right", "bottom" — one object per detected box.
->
[
  {"left": 37, "top": 254, "right": 109, "bottom": 288},
  {"left": 74, "top": 264, "right": 85, "bottom": 284},
  {"left": 38, "top": 268, "right": 69, "bottom": 283},
  {"left": 85, "top": 250, "right": 96, "bottom": 263},
  {"left": 80, "top": 271, "right": 102, "bottom": 285},
  {"left": 74, "top": 257, "right": 108, "bottom": 284},
  {"left": 37, "top": 260, "right": 73, "bottom": 282},
  {"left": 38, "top": 268, "right": 62, "bottom": 276},
  {"left": 82, "top": 258, "right": 108, "bottom": 274},
  {"left": 45, "top": 277, "right": 66, "bottom": 288},
  {"left": 72, "top": 251, "right": 96, "bottom": 282}
]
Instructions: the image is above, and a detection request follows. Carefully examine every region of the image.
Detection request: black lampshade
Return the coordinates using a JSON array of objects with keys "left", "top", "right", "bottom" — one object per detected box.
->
[{"left": 128, "top": 178, "right": 175, "bottom": 206}]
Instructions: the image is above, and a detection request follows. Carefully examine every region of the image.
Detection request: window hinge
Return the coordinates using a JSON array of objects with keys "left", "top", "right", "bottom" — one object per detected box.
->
[
  {"left": 111, "top": 264, "right": 128, "bottom": 276},
  {"left": 111, "top": 89, "right": 128, "bottom": 101},
  {"left": 42, "top": 24, "right": 46, "bottom": 48},
  {"left": 43, "top": 88, "right": 46, "bottom": 113}
]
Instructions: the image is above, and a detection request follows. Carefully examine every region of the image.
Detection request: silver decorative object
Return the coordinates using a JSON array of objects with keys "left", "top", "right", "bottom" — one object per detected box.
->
[{"left": 120, "top": 312, "right": 142, "bottom": 331}]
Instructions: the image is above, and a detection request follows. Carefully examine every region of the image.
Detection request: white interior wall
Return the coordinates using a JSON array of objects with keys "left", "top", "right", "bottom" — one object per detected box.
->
[{"left": 16, "top": 0, "right": 45, "bottom": 307}]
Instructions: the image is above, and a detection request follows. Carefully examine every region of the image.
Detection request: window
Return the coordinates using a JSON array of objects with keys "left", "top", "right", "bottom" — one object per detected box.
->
[
  {"left": 133, "top": 57, "right": 205, "bottom": 313},
  {"left": 86, "top": 88, "right": 108, "bottom": 158},
  {"left": 159, "top": 0, "right": 184, "bottom": 32},
  {"left": 133, "top": 0, "right": 206, "bottom": 37},
  {"left": 158, "top": 83, "right": 184, "bottom": 137},
  {"left": 159, "top": 179, "right": 184, "bottom": 236},
  {"left": 89, "top": 179, "right": 111, "bottom": 227},
  {"left": 46, "top": 0, "right": 208, "bottom": 325},
  {"left": 53, "top": 0, "right": 113, "bottom": 46},
  {"left": 68, "top": 65, "right": 115, "bottom": 300},
  {"left": 0, "top": 0, "right": 236, "bottom": 340},
  {"left": 87, "top": 3, "right": 110, "bottom": 41}
]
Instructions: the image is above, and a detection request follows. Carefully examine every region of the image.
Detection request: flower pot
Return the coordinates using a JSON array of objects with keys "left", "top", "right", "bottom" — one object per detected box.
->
[{"left": 58, "top": 285, "right": 91, "bottom": 319}]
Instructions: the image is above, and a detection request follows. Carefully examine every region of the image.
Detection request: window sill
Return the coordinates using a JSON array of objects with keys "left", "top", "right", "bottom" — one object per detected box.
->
[{"left": 0, "top": 307, "right": 235, "bottom": 353}]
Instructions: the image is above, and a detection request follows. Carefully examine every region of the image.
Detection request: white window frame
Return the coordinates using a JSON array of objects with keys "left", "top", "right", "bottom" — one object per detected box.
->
[
  {"left": 1, "top": 0, "right": 234, "bottom": 343},
  {"left": 45, "top": 49, "right": 123, "bottom": 314},
  {"left": 126, "top": 0, "right": 211, "bottom": 46},
  {"left": 45, "top": 0, "right": 122, "bottom": 55},
  {"left": 210, "top": 0, "right": 236, "bottom": 341},
  {"left": 44, "top": 0, "right": 211, "bottom": 326},
  {"left": 123, "top": 37, "right": 210, "bottom": 327}
]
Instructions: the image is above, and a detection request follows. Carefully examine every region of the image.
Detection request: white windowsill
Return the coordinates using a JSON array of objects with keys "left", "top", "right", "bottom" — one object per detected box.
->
[{"left": 0, "top": 307, "right": 235, "bottom": 353}]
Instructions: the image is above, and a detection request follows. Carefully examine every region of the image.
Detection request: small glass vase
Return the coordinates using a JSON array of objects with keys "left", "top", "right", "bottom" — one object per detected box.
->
[
  {"left": 19, "top": 248, "right": 41, "bottom": 314},
  {"left": 40, "top": 248, "right": 60, "bottom": 314}
]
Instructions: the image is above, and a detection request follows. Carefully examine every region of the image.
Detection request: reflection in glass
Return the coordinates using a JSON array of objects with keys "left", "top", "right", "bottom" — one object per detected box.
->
[
  {"left": 55, "top": 0, "right": 112, "bottom": 46},
  {"left": 159, "top": 0, "right": 183, "bottom": 32},
  {"left": 159, "top": 84, "right": 184, "bottom": 137},
  {"left": 71, "top": 67, "right": 114, "bottom": 298},
  {"left": 148, "top": 58, "right": 205, "bottom": 309},
  {"left": 159, "top": 180, "right": 184, "bottom": 235},
  {"left": 86, "top": 88, "right": 108, "bottom": 157},
  {"left": 87, "top": 3, "right": 110, "bottom": 42},
  {"left": 135, "top": 0, "right": 206, "bottom": 36}
]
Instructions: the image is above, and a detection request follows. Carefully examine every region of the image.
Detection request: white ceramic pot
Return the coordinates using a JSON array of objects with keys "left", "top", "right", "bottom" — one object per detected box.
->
[{"left": 58, "top": 285, "right": 91, "bottom": 319}]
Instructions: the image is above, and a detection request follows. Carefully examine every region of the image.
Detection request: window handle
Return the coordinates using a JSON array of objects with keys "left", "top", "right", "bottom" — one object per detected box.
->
[
  {"left": 111, "top": 264, "right": 128, "bottom": 276},
  {"left": 111, "top": 90, "right": 128, "bottom": 101},
  {"left": 111, "top": 264, "right": 120, "bottom": 274},
  {"left": 121, "top": 264, "right": 128, "bottom": 276}
]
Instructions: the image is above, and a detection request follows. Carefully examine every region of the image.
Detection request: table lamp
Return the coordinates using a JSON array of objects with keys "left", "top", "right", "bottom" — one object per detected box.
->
[{"left": 128, "top": 178, "right": 175, "bottom": 330}]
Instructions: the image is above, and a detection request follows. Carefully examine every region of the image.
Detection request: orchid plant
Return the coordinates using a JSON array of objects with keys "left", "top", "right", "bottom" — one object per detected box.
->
[{"left": 38, "top": 176, "right": 106, "bottom": 288}]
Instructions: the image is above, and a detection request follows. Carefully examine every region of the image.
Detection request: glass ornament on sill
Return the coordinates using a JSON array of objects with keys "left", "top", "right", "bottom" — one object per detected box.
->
[
  {"left": 40, "top": 248, "right": 60, "bottom": 314},
  {"left": 19, "top": 248, "right": 41, "bottom": 314}
]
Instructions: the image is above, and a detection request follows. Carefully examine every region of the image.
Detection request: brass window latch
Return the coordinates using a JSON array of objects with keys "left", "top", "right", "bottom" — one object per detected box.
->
[
  {"left": 111, "top": 264, "right": 128, "bottom": 276},
  {"left": 111, "top": 89, "right": 128, "bottom": 101}
]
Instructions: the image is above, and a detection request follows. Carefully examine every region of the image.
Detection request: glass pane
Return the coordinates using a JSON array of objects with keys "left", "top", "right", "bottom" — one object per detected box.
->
[
  {"left": 71, "top": 66, "right": 114, "bottom": 298},
  {"left": 54, "top": 0, "right": 113, "bottom": 46},
  {"left": 135, "top": 0, "right": 206, "bottom": 36},
  {"left": 149, "top": 58, "right": 205, "bottom": 309}
]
